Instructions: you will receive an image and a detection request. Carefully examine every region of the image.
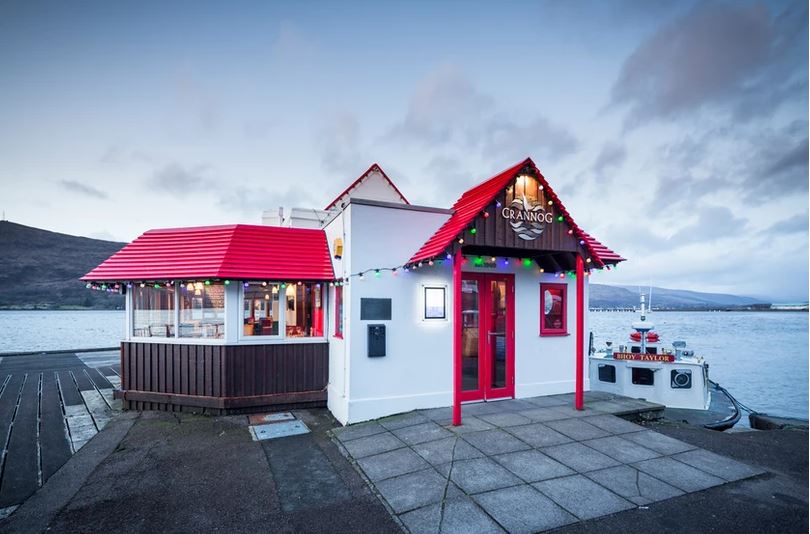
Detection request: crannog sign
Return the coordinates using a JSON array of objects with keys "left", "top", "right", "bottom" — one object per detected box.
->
[
  {"left": 501, "top": 195, "right": 554, "bottom": 241},
  {"left": 613, "top": 352, "right": 675, "bottom": 363}
]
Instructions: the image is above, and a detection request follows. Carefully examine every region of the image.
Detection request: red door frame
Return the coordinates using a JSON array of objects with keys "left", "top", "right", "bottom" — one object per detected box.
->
[{"left": 457, "top": 272, "right": 515, "bottom": 404}]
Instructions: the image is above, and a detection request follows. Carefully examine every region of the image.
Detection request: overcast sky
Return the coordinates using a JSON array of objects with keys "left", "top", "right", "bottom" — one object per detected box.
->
[{"left": 0, "top": 1, "right": 807, "bottom": 300}]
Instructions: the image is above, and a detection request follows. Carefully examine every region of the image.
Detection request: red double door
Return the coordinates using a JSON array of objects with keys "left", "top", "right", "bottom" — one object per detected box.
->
[{"left": 458, "top": 273, "right": 515, "bottom": 402}]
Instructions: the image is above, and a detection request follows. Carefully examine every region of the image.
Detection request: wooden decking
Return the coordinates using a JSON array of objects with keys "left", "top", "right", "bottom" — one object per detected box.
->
[{"left": 0, "top": 351, "right": 121, "bottom": 514}]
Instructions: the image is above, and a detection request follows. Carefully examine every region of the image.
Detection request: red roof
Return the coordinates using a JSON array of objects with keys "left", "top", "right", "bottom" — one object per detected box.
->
[
  {"left": 82, "top": 224, "right": 335, "bottom": 281},
  {"left": 408, "top": 157, "right": 624, "bottom": 267},
  {"left": 324, "top": 163, "right": 409, "bottom": 211}
]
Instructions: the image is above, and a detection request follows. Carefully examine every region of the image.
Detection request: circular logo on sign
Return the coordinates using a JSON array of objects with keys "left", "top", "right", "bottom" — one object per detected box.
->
[{"left": 508, "top": 195, "right": 547, "bottom": 240}]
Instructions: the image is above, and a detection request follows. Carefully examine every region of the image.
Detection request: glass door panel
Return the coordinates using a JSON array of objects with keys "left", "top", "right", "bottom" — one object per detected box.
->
[
  {"left": 460, "top": 280, "right": 480, "bottom": 393},
  {"left": 489, "top": 280, "right": 507, "bottom": 389}
]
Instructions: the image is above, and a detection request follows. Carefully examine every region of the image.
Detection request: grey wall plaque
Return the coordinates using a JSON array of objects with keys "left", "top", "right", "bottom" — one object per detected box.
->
[{"left": 360, "top": 298, "right": 392, "bottom": 320}]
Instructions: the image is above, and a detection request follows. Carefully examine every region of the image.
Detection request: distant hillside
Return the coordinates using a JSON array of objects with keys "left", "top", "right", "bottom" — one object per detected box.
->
[
  {"left": 590, "top": 283, "right": 767, "bottom": 310},
  {"left": 0, "top": 221, "right": 124, "bottom": 309}
]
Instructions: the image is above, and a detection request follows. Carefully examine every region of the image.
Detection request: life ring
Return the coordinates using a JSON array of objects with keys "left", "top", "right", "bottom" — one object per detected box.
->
[{"left": 629, "top": 332, "right": 660, "bottom": 342}]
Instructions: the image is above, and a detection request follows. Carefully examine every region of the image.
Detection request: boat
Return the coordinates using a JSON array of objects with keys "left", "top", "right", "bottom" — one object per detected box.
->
[{"left": 588, "top": 295, "right": 741, "bottom": 431}]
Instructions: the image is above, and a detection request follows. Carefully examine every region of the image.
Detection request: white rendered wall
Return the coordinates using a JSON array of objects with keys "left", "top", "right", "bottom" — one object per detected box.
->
[
  {"left": 341, "top": 202, "right": 452, "bottom": 424},
  {"left": 322, "top": 207, "right": 351, "bottom": 423}
]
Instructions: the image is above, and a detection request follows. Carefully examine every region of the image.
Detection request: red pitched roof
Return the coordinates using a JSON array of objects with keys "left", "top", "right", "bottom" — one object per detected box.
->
[
  {"left": 324, "top": 163, "right": 410, "bottom": 211},
  {"left": 82, "top": 224, "right": 335, "bottom": 281},
  {"left": 408, "top": 157, "right": 624, "bottom": 267}
]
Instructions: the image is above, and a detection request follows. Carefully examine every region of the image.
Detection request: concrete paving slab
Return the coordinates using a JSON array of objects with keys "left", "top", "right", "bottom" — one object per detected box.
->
[
  {"left": 442, "top": 416, "right": 494, "bottom": 433},
  {"left": 493, "top": 449, "right": 575, "bottom": 482},
  {"left": 420, "top": 406, "right": 453, "bottom": 422},
  {"left": 517, "top": 406, "right": 570, "bottom": 422},
  {"left": 461, "top": 429, "right": 531, "bottom": 455},
  {"left": 446, "top": 457, "right": 523, "bottom": 494},
  {"left": 583, "top": 414, "right": 646, "bottom": 434},
  {"left": 624, "top": 430, "right": 697, "bottom": 455},
  {"left": 393, "top": 421, "right": 454, "bottom": 445},
  {"left": 542, "top": 442, "right": 621, "bottom": 472},
  {"left": 462, "top": 401, "right": 511, "bottom": 416},
  {"left": 342, "top": 432, "right": 406, "bottom": 458},
  {"left": 506, "top": 422, "right": 573, "bottom": 448},
  {"left": 546, "top": 418, "right": 612, "bottom": 441},
  {"left": 489, "top": 399, "right": 538, "bottom": 412},
  {"left": 440, "top": 496, "right": 504, "bottom": 534},
  {"left": 474, "top": 484, "right": 577, "bottom": 533},
  {"left": 477, "top": 411, "right": 533, "bottom": 427},
  {"left": 633, "top": 457, "right": 726, "bottom": 493},
  {"left": 534, "top": 474, "right": 635, "bottom": 520},
  {"left": 671, "top": 448, "right": 766, "bottom": 481},
  {"left": 551, "top": 405, "right": 603, "bottom": 419},
  {"left": 333, "top": 421, "right": 388, "bottom": 442},
  {"left": 583, "top": 435, "right": 661, "bottom": 463},
  {"left": 399, "top": 502, "right": 441, "bottom": 534},
  {"left": 412, "top": 437, "right": 483, "bottom": 466},
  {"left": 374, "top": 468, "right": 449, "bottom": 514},
  {"left": 585, "top": 464, "right": 684, "bottom": 505},
  {"left": 357, "top": 447, "right": 431, "bottom": 482},
  {"left": 379, "top": 411, "right": 430, "bottom": 431},
  {"left": 523, "top": 395, "right": 569, "bottom": 408}
]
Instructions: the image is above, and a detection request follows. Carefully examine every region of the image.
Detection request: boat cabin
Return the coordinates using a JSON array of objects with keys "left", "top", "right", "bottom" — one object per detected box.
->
[{"left": 83, "top": 158, "right": 624, "bottom": 424}]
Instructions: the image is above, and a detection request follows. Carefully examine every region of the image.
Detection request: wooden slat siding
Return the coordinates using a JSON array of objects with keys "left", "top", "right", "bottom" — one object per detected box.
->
[
  {"left": 447, "top": 188, "right": 580, "bottom": 259},
  {"left": 118, "top": 342, "right": 327, "bottom": 413}
]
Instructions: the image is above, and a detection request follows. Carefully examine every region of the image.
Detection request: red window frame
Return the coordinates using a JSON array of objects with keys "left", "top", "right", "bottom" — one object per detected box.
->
[
  {"left": 334, "top": 285, "right": 343, "bottom": 338},
  {"left": 540, "top": 283, "right": 568, "bottom": 336}
]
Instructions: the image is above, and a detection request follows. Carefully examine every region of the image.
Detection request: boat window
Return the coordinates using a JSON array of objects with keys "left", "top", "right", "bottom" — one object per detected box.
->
[
  {"left": 180, "top": 282, "right": 225, "bottom": 339},
  {"left": 132, "top": 283, "right": 175, "bottom": 338},
  {"left": 540, "top": 283, "right": 567, "bottom": 335},
  {"left": 598, "top": 364, "right": 616, "bottom": 383},
  {"left": 631, "top": 367, "right": 655, "bottom": 386},
  {"left": 284, "top": 283, "right": 324, "bottom": 338},
  {"left": 243, "top": 283, "right": 281, "bottom": 337}
]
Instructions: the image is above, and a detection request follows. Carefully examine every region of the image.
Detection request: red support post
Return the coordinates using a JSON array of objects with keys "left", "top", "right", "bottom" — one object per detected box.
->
[
  {"left": 452, "top": 249, "right": 462, "bottom": 426},
  {"left": 575, "top": 254, "right": 585, "bottom": 410}
]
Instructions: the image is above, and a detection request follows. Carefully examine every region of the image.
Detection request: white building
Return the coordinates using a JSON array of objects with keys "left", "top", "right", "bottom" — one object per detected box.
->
[{"left": 84, "top": 158, "right": 624, "bottom": 425}]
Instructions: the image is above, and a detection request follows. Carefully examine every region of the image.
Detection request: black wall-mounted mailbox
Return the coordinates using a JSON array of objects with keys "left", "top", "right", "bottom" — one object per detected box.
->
[{"left": 368, "top": 324, "right": 386, "bottom": 357}]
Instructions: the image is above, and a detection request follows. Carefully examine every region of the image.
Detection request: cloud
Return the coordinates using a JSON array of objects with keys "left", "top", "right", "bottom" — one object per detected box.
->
[
  {"left": 59, "top": 180, "right": 108, "bottom": 200},
  {"left": 667, "top": 205, "right": 748, "bottom": 246},
  {"left": 611, "top": 2, "right": 807, "bottom": 126},
  {"left": 149, "top": 163, "right": 217, "bottom": 195},
  {"left": 217, "top": 187, "right": 312, "bottom": 217},
  {"left": 386, "top": 64, "right": 579, "bottom": 161},
  {"left": 763, "top": 214, "right": 808, "bottom": 235},
  {"left": 316, "top": 112, "right": 365, "bottom": 176},
  {"left": 592, "top": 142, "right": 627, "bottom": 179}
]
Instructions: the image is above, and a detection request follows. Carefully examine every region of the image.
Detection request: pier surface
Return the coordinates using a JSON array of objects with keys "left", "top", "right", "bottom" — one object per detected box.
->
[
  {"left": 0, "top": 391, "right": 805, "bottom": 532},
  {"left": 0, "top": 350, "right": 121, "bottom": 516}
]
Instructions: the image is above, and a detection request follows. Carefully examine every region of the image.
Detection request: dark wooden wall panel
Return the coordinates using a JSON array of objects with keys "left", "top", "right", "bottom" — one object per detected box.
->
[{"left": 118, "top": 342, "right": 328, "bottom": 414}]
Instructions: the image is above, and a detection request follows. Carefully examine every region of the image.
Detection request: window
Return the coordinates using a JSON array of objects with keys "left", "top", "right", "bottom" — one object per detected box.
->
[
  {"left": 334, "top": 286, "right": 343, "bottom": 338},
  {"left": 507, "top": 174, "right": 542, "bottom": 205},
  {"left": 179, "top": 282, "right": 225, "bottom": 339},
  {"left": 424, "top": 286, "right": 446, "bottom": 319},
  {"left": 132, "top": 284, "right": 175, "bottom": 337},
  {"left": 243, "top": 283, "right": 280, "bottom": 336},
  {"left": 598, "top": 364, "right": 616, "bottom": 383},
  {"left": 284, "top": 283, "right": 323, "bottom": 337},
  {"left": 540, "top": 283, "right": 567, "bottom": 335},
  {"left": 632, "top": 367, "right": 655, "bottom": 386}
]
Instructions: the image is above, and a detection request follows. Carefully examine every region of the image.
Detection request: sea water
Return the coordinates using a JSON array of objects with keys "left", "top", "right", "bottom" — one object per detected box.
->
[{"left": 0, "top": 310, "right": 807, "bottom": 421}]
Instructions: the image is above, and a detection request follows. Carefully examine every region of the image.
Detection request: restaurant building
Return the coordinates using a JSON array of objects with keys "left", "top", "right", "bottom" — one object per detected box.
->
[{"left": 83, "top": 157, "right": 623, "bottom": 425}]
